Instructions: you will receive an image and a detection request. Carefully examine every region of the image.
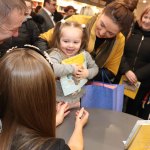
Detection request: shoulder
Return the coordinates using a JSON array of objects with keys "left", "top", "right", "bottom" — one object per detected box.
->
[
  {"left": 49, "top": 48, "right": 63, "bottom": 60},
  {"left": 83, "top": 50, "right": 91, "bottom": 57},
  {"left": 116, "top": 32, "right": 125, "bottom": 45},
  {"left": 49, "top": 48, "right": 61, "bottom": 55},
  {"left": 41, "top": 138, "right": 70, "bottom": 150},
  {"left": 66, "top": 15, "right": 92, "bottom": 24}
]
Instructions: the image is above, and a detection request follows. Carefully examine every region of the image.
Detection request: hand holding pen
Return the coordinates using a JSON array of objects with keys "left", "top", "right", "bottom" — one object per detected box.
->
[{"left": 75, "top": 107, "right": 89, "bottom": 129}]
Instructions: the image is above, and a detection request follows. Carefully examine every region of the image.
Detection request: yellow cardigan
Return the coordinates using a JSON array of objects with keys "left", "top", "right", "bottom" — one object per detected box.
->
[{"left": 40, "top": 15, "right": 125, "bottom": 75}]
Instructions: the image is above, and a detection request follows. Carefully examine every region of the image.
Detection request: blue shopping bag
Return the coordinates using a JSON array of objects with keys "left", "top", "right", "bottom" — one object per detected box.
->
[{"left": 81, "top": 82, "right": 124, "bottom": 112}]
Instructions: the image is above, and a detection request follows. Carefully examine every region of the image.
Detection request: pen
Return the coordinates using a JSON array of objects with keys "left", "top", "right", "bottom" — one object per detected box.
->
[{"left": 79, "top": 108, "right": 84, "bottom": 119}]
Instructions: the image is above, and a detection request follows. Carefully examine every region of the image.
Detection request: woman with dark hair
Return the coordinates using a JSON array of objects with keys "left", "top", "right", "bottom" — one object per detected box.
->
[
  {"left": 0, "top": 47, "right": 89, "bottom": 150},
  {"left": 36, "top": 1, "right": 134, "bottom": 82}
]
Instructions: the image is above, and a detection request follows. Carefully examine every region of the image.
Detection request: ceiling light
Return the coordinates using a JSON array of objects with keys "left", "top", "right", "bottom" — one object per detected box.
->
[{"left": 143, "top": 0, "right": 147, "bottom": 3}]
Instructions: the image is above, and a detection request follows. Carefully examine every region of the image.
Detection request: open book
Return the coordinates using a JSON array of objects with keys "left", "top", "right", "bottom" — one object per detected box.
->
[
  {"left": 124, "top": 120, "right": 150, "bottom": 150},
  {"left": 60, "top": 52, "right": 87, "bottom": 96},
  {"left": 119, "top": 75, "right": 141, "bottom": 99}
]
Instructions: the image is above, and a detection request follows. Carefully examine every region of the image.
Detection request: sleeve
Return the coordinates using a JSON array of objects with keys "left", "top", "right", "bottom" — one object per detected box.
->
[
  {"left": 85, "top": 51, "right": 98, "bottom": 79},
  {"left": 56, "top": 139, "right": 70, "bottom": 150},
  {"left": 29, "top": 19, "right": 40, "bottom": 45},
  {"left": 135, "top": 63, "right": 150, "bottom": 82},
  {"left": 119, "top": 55, "right": 131, "bottom": 74},
  {"left": 49, "top": 50, "right": 75, "bottom": 77},
  {"left": 34, "top": 37, "right": 49, "bottom": 51},
  {"left": 42, "top": 138, "right": 70, "bottom": 150}
]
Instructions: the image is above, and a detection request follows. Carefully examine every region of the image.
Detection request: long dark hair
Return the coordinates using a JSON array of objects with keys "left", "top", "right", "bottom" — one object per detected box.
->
[{"left": 0, "top": 48, "right": 56, "bottom": 149}]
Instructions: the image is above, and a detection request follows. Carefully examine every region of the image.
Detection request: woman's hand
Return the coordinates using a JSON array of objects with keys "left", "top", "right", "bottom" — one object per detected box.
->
[
  {"left": 75, "top": 108, "right": 89, "bottom": 129},
  {"left": 68, "top": 108, "right": 89, "bottom": 150},
  {"left": 125, "top": 70, "right": 137, "bottom": 84},
  {"left": 56, "top": 102, "right": 70, "bottom": 127}
]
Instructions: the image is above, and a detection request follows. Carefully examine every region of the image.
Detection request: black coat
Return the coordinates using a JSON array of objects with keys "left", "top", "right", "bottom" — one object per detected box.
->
[{"left": 120, "top": 22, "right": 150, "bottom": 86}]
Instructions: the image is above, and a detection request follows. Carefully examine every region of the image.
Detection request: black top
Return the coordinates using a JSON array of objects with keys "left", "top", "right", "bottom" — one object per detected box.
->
[
  {"left": 40, "top": 138, "right": 70, "bottom": 150},
  {"left": 119, "top": 22, "right": 150, "bottom": 83},
  {"left": 11, "top": 131, "right": 70, "bottom": 150},
  {"left": 94, "top": 36, "right": 105, "bottom": 50}
]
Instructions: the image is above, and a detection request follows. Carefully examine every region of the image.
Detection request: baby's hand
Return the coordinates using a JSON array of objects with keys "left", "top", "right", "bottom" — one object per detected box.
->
[
  {"left": 76, "top": 68, "right": 89, "bottom": 79},
  {"left": 72, "top": 64, "right": 82, "bottom": 76}
]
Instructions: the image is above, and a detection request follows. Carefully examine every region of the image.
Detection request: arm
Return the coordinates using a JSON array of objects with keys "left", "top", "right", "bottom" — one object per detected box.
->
[
  {"left": 85, "top": 52, "right": 98, "bottom": 79},
  {"left": 135, "top": 63, "right": 150, "bottom": 82},
  {"left": 34, "top": 37, "right": 49, "bottom": 51},
  {"left": 68, "top": 108, "right": 89, "bottom": 150},
  {"left": 28, "top": 19, "right": 40, "bottom": 45},
  {"left": 49, "top": 50, "right": 76, "bottom": 77}
]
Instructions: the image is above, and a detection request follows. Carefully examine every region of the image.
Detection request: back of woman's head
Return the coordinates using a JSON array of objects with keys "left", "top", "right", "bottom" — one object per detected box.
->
[
  {"left": 51, "top": 21, "right": 89, "bottom": 50},
  {"left": 0, "top": 48, "right": 56, "bottom": 138},
  {"left": 103, "top": 1, "right": 134, "bottom": 33},
  {"left": 80, "top": 6, "right": 94, "bottom": 16}
]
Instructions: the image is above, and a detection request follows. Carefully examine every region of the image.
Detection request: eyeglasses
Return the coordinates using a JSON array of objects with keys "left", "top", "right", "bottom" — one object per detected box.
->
[{"left": 0, "top": 25, "right": 19, "bottom": 34}]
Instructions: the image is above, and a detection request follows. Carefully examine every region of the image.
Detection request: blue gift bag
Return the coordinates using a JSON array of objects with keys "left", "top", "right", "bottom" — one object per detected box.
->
[{"left": 81, "top": 82, "right": 124, "bottom": 112}]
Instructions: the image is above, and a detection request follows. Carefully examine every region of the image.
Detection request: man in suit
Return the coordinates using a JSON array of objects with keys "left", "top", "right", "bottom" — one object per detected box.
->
[{"left": 38, "top": 0, "right": 57, "bottom": 33}]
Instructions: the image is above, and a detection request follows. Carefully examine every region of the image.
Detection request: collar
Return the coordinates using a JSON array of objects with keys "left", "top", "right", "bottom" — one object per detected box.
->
[{"left": 43, "top": 7, "right": 52, "bottom": 16}]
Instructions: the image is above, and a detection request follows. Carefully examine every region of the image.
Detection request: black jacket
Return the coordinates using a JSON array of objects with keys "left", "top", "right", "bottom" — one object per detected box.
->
[{"left": 119, "top": 22, "right": 150, "bottom": 84}]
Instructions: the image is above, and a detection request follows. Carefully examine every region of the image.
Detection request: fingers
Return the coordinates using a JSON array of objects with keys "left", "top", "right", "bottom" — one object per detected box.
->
[{"left": 76, "top": 108, "right": 89, "bottom": 121}]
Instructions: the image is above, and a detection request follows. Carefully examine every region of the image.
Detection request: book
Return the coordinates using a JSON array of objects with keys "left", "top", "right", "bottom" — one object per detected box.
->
[
  {"left": 119, "top": 75, "right": 141, "bottom": 99},
  {"left": 124, "top": 120, "right": 150, "bottom": 150},
  {"left": 60, "top": 52, "right": 88, "bottom": 96}
]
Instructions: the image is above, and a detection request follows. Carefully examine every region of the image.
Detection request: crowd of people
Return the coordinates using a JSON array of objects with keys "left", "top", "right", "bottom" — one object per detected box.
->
[{"left": 0, "top": 0, "right": 150, "bottom": 149}]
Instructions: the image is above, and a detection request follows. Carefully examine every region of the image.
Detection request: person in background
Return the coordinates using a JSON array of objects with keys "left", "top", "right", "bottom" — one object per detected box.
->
[
  {"left": 118, "top": 5, "right": 150, "bottom": 119},
  {"left": 49, "top": 21, "right": 98, "bottom": 108},
  {"left": 0, "top": 47, "right": 89, "bottom": 150},
  {"left": 53, "top": 10, "right": 63, "bottom": 23},
  {"left": 64, "top": 5, "right": 76, "bottom": 19},
  {"left": 36, "top": 2, "right": 134, "bottom": 82},
  {"left": 121, "top": 0, "right": 139, "bottom": 38},
  {"left": 0, "top": 0, "right": 40, "bottom": 53},
  {"left": 37, "top": 0, "right": 57, "bottom": 33},
  {"left": 31, "top": 5, "right": 42, "bottom": 17},
  {"left": 142, "top": 91, "right": 150, "bottom": 119},
  {"left": 35, "top": 5, "right": 42, "bottom": 13},
  {"left": 0, "top": 0, "right": 26, "bottom": 57},
  {"left": 80, "top": 6, "right": 95, "bottom": 16}
]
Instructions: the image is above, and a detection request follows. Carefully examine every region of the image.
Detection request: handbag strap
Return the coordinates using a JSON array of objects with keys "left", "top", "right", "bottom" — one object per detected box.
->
[{"left": 101, "top": 69, "right": 112, "bottom": 84}]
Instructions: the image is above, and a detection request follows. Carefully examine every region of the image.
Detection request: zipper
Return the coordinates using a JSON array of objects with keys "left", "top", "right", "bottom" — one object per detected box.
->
[{"left": 133, "top": 35, "right": 144, "bottom": 71}]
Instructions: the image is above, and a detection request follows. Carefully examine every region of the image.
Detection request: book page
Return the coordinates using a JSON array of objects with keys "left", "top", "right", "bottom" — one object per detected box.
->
[
  {"left": 128, "top": 125, "right": 150, "bottom": 150},
  {"left": 124, "top": 120, "right": 150, "bottom": 150},
  {"left": 119, "top": 75, "right": 141, "bottom": 99},
  {"left": 60, "top": 52, "right": 87, "bottom": 96}
]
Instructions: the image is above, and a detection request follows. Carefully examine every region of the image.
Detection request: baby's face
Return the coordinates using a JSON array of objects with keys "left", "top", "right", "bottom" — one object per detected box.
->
[{"left": 60, "top": 26, "right": 82, "bottom": 57}]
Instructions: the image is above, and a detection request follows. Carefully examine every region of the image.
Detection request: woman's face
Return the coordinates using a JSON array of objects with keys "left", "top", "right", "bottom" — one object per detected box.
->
[
  {"left": 95, "top": 14, "right": 120, "bottom": 38},
  {"left": 141, "top": 11, "right": 150, "bottom": 31}
]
